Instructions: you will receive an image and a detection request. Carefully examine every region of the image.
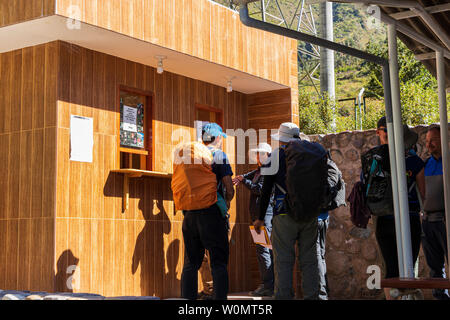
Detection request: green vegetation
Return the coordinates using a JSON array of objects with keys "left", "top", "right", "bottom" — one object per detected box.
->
[{"left": 212, "top": 1, "right": 448, "bottom": 134}]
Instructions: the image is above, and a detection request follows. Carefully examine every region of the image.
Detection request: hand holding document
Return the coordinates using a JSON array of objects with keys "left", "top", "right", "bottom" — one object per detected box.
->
[{"left": 249, "top": 226, "right": 272, "bottom": 250}]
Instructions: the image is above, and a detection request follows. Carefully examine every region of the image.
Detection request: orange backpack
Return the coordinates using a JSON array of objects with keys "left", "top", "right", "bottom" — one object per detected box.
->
[{"left": 171, "top": 141, "right": 218, "bottom": 211}]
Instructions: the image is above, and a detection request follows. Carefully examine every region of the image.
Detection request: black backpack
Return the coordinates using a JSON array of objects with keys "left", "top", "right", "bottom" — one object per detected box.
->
[
  {"left": 283, "top": 139, "right": 328, "bottom": 222},
  {"left": 321, "top": 151, "right": 346, "bottom": 212},
  {"left": 361, "top": 144, "right": 393, "bottom": 216}
]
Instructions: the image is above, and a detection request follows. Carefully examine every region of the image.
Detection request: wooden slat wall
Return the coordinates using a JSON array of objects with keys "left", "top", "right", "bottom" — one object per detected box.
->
[
  {"left": 54, "top": 41, "right": 256, "bottom": 298},
  {"left": 0, "top": 42, "right": 58, "bottom": 292},
  {"left": 247, "top": 88, "right": 293, "bottom": 132},
  {"left": 0, "top": 0, "right": 55, "bottom": 27},
  {"left": 54, "top": 0, "right": 297, "bottom": 88}
]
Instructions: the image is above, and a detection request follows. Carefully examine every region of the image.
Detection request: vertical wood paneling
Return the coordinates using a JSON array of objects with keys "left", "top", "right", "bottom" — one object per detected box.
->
[
  {"left": 0, "top": 220, "right": 7, "bottom": 289},
  {"left": 29, "top": 219, "right": 42, "bottom": 291},
  {"left": 11, "top": 50, "right": 22, "bottom": 133},
  {"left": 0, "top": 52, "right": 12, "bottom": 134},
  {"left": 90, "top": 218, "right": 104, "bottom": 295},
  {"left": 8, "top": 132, "right": 21, "bottom": 220},
  {"left": 0, "top": 0, "right": 56, "bottom": 27},
  {"left": 5, "top": 219, "right": 19, "bottom": 289},
  {"left": 17, "top": 219, "right": 31, "bottom": 290},
  {"left": 43, "top": 127, "right": 56, "bottom": 218},
  {"left": 0, "top": 134, "right": 10, "bottom": 220},
  {"left": 103, "top": 218, "right": 115, "bottom": 296},
  {"left": 31, "top": 129, "right": 44, "bottom": 219},
  {"left": 33, "top": 45, "right": 46, "bottom": 130},
  {"left": 19, "top": 130, "right": 32, "bottom": 219},
  {"left": 113, "top": 219, "right": 125, "bottom": 295},
  {"left": 0, "top": 42, "right": 58, "bottom": 291},
  {"left": 55, "top": 218, "right": 68, "bottom": 292},
  {"left": 21, "top": 47, "right": 34, "bottom": 131}
]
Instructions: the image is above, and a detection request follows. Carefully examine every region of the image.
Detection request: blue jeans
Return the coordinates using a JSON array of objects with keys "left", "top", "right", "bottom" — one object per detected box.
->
[
  {"left": 254, "top": 209, "right": 274, "bottom": 291},
  {"left": 181, "top": 205, "right": 229, "bottom": 300},
  {"left": 422, "top": 219, "right": 450, "bottom": 300}
]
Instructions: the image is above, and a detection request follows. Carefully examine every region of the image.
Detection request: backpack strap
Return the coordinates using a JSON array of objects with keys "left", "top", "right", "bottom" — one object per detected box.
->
[
  {"left": 365, "top": 158, "right": 379, "bottom": 197},
  {"left": 275, "top": 183, "right": 287, "bottom": 195}
]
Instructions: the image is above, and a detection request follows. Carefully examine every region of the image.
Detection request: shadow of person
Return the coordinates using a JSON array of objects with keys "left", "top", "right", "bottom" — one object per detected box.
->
[
  {"left": 164, "top": 239, "right": 181, "bottom": 297},
  {"left": 132, "top": 195, "right": 171, "bottom": 297},
  {"left": 54, "top": 249, "right": 79, "bottom": 293}
]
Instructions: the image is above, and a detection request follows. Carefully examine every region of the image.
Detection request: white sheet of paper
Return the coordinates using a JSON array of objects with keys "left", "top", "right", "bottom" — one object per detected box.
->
[
  {"left": 70, "top": 115, "right": 94, "bottom": 163},
  {"left": 123, "top": 105, "right": 137, "bottom": 132}
]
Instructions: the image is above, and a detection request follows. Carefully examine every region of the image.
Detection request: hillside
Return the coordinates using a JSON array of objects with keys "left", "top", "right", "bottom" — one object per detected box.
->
[{"left": 213, "top": 0, "right": 387, "bottom": 100}]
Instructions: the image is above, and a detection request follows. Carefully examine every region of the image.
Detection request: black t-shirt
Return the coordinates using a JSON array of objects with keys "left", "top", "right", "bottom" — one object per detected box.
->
[{"left": 208, "top": 147, "right": 233, "bottom": 197}]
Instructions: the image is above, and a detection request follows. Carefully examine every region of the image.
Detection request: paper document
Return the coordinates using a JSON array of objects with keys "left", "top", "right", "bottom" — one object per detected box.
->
[
  {"left": 249, "top": 226, "right": 272, "bottom": 249},
  {"left": 122, "top": 105, "right": 137, "bottom": 132},
  {"left": 70, "top": 115, "right": 94, "bottom": 163}
]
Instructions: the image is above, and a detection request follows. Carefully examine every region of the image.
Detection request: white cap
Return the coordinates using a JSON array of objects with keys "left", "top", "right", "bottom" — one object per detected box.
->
[
  {"left": 271, "top": 122, "right": 300, "bottom": 143},
  {"left": 249, "top": 142, "right": 272, "bottom": 154}
]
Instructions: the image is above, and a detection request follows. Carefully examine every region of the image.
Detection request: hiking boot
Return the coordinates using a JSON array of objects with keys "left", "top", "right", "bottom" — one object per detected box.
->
[
  {"left": 250, "top": 285, "right": 273, "bottom": 297},
  {"left": 198, "top": 292, "right": 214, "bottom": 300}
]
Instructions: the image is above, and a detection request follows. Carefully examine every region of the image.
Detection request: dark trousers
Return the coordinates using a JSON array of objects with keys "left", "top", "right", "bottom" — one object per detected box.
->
[
  {"left": 422, "top": 219, "right": 450, "bottom": 300},
  {"left": 317, "top": 218, "right": 329, "bottom": 300},
  {"left": 181, "top": 205, "right": 229, "bottom": 300},
  {"left": 375, "top": 214, "right": 422, "bottom": 278}
]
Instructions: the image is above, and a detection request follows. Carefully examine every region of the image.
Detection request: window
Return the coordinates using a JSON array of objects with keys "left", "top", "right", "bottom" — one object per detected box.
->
[
  {"left": 195, "top": 104, "right": 223, "bottom": 141},
  {"left": 118, "top": 86, "right": 153, "bottom": 170}
]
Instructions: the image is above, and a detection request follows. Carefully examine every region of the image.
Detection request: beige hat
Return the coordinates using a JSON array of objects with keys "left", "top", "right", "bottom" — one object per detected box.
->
[{"left": 271, "top": 122, "right": 300, "bottom": 143}]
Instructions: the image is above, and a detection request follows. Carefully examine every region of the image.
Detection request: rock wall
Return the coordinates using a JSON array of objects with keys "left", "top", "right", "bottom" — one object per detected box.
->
[{"left": 309, "top": 125, "right": 449, "bottom": 300}]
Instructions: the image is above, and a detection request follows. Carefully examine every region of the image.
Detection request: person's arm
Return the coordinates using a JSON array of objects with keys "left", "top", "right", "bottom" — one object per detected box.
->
[
  {"left": 242, "top": 171, "right": 263, "bottom": 196},
  {"left": 242, "top": 170, "right": 257, "bottom": 181},
  {"left": 232, "top": 170, "right": 256, "bottom": 186},
  {"left": 253, "top": 173, "right": 275, "bottom": 233},
  {"left": 222, "top": 175, "right": 235, "bottom": 209},
  {"left": 416, "top": 168, "right": 426, "bottom": 202}
]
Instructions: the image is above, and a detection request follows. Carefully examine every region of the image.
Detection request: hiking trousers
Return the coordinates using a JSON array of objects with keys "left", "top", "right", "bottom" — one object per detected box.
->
[
  {"left": 254, "top": 210, "right": 274, "bottom": 292},
  {"left": 422, "top": 218, "right": 450, "bottom": 300},
  {"left": 181, "top": 205, "right": 229, "bottom": 300},
  {"left": 272, "top": 213, "right": 319, "bottom": 300},
  {"left": 317, "top": 218, "right": 329, "bottom": 300}
]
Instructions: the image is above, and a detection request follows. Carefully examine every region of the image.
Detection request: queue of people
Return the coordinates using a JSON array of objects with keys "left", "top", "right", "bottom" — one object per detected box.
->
[
  {"left": 171, "top": 118, "right": 448, "bottom": 300},
  {"left": 359, "top": 117, "right": 448, "bottom": 300}
]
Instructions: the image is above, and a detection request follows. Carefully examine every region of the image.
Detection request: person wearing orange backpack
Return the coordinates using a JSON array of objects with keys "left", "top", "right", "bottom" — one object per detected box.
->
[{"left": 172, "top": 122, "right": 234, "bottom": 300}]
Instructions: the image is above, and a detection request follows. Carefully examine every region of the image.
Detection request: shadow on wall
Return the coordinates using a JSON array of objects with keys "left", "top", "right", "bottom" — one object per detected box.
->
[
  {"left": 132, "top": 197, "right": 171, "bottom": 297},
  {"left": 55, "top": 249, "right": 79, "bottom": 293}
]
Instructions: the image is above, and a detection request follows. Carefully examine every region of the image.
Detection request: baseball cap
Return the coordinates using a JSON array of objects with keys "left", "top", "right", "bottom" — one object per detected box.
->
[
  {"left": 202, "top": 122, "right": 227, "bottom": 140},
  {"left": 377, "top": 116, "right": 387, "bottom": 129}
]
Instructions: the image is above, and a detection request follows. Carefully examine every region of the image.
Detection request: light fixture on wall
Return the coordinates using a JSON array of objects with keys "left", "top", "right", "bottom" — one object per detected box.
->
[
  {"left": 155, "top": 55, "right": 167, "bottom": 74},
  {"left": 226, "top": 76, "right": 236, "bottom": 93}
]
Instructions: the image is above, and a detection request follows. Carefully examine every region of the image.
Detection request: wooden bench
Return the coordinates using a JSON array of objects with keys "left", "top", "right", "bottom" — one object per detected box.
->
[
  {"left": 381, "top": 278, "right": 450, "bottom": 289},
  {"left": 381, "top": 278, "right": 450, "bottom": 299}
]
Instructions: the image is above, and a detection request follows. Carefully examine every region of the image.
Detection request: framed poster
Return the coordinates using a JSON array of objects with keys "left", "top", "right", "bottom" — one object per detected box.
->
[{"left": 120, "top": 96, "right": 145, "bottom": 149}]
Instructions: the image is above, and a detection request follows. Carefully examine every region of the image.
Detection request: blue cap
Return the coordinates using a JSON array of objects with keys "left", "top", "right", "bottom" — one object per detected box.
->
[{"left": 202, "top": 122, "right": 227, "bottom": 139}]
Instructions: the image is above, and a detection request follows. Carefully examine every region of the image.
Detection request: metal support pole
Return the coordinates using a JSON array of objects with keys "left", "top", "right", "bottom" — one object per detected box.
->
[
  {"left": 382, "top": 65, "right": 404, "bottom": 277},
  {"left": 388, "top": 23, "right": 414, "bottom": 278},
  {"left": 436, "top": 50, "right": 450, "bottom": 268}
]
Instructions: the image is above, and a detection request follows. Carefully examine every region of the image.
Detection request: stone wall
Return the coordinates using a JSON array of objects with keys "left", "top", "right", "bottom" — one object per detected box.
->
[{"left": 309, "top": 125, "right": 449, "bottom": 300}]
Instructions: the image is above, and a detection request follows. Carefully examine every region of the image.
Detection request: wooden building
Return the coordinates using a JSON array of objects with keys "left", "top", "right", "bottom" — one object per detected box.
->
[{"left": 0, "top": 0, "right": 298, "bottom": 298}]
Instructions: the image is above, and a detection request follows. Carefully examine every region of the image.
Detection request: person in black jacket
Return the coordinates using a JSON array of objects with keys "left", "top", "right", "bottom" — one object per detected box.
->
[{"left": 233, "top": 143, "right": 274, "bottom": 297}]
